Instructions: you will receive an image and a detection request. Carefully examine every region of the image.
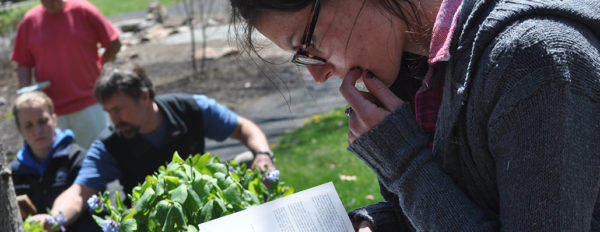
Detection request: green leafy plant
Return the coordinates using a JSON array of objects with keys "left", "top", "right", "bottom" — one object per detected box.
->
[
  {"left": 23, "top": 217, "right": 45, "bottom": 232},
  {"left": 88, "top": 152, "right": 293, "bottom": 232},
  {"left": 23, "top": 211, "right": 67, "bottom": 232}
]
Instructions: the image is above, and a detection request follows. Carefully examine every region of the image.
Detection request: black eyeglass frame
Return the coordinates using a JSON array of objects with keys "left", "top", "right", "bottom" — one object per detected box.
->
[{"left": 291, "top": 0, "right": 327, "bottom": 66}]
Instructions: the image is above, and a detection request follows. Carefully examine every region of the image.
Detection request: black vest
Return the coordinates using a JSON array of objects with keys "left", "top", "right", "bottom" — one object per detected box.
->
[{"left": 100, "top": 94, "right": 205, "bottom": 194}]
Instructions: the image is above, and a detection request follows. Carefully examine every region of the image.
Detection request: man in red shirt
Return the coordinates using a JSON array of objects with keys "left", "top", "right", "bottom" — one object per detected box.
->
[{"left": 11, "top": 0, "right": 121, "bottom": 149}]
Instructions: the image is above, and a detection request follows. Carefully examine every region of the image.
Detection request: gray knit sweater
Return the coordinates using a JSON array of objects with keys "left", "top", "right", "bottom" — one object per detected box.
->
[{"left": 348, "top": 0, "right": 600, "bottom": 231}]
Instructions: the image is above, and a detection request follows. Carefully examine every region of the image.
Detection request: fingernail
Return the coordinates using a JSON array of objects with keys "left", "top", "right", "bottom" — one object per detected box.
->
[
  {"left": 345, "top": 107, "right": 353, "bottom": 116},
  {"left": 366, "top": 71, "right": 375, "bottom": 79}
]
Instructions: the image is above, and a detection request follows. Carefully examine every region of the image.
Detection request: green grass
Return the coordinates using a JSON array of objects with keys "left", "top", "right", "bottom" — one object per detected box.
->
[
  {"left": 0, "top": 0, "right": 179, "bottom": 33},
  {"left": 0, "top": 1, "right": 36, "bottom": 33},
  {"left": 272, "top": 107, "right": 384, "bottom": 211},
  {"left": 88, "top": 0, "right": 178, "bottom": 17}
]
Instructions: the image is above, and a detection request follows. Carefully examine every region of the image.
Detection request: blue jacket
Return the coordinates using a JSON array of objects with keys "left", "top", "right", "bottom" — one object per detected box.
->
[{"left": 11, "top": 129, "right": 99, "bottom": 231}]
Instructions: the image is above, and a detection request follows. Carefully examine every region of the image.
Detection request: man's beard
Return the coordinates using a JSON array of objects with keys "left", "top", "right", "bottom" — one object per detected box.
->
[{"left": 117, "top": 122, "right": 140, "bottom": 139}]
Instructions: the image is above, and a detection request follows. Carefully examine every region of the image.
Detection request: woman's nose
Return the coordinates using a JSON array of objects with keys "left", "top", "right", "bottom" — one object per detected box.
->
[
  {"left": 306, "top": 64, "right": 334, "bottom": 83},
  {"left": 34, "top": 124, "right": 42, "bottom": 133}
]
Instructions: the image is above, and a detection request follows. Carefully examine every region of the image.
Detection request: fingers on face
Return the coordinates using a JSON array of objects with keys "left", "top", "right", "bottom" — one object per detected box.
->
[
  {"left": 340, "top": 68, "right": 369, "bottom": 110},
  {"left": 362, "top": 71, "right": 404, "bottom": 110}
]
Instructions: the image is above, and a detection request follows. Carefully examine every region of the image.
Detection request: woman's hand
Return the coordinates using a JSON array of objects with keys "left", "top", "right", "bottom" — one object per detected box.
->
[{"left": 339, "top": 69, "right": 404, "bottom": 144}]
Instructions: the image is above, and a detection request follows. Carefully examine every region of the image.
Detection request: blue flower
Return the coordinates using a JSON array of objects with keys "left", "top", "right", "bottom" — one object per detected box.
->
[
  {"left": 55, "top": 212, "right": 67, "bottom": 224},
  {"left": 87, "top": 194, "right": 101, "bottom": 211},
  {"left": 46, "top": 213, "right": 66, "bottom": 232},
  {"left": 46, "top": 216, "right": 56, "bottom": 225},
  {"left": 101, "top": 219, "right": 120, "bottom": 232},
  {"left": 265, "top": 169, "right": 280, "bottom": 181}
]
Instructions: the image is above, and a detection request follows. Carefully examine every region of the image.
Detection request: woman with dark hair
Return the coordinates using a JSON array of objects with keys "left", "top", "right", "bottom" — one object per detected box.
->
[{"left": 229, "top": 0, "right": 600, "bottom": 231}]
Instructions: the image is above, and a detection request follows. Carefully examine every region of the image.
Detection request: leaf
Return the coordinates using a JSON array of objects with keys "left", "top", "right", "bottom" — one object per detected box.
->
[
  {"left": 282, "top": 186, "right": 294, "bottom": 197},
  {"left": 169, "top": 184, "right": 188, "bottom": 205},
  {"left": 165, "top": 176, "right": 180, "bottom": 189},
  {"left": 172, "top": 202, "right": 187, "bottom": 228},
  {"left": 223, "top": 183, "right": 242, "bottom": 206},
  {"left": 92, "top": 215, "right": 105, "bottom": 228},
  {"left": 122, "top": 208, "right": 135, "bottom": 221},
  {"left": 134, "top": 187, "right": 156, "bottom": 215},
  {"left": 155, "top": 200, "right": 172, "bottom": 225},
  {"left": 183, "top": 186, "right": 202, "bottom": 213},
  {"left": 184, "top": 165, "right": 194, "bottom": 180},
  {"left": 207, "top": 163, "right": 228, "bottom": 175},
  {"left": 169, "top": 169, "right": 189, "bottom": 181},
  {"left": 229, "top": 170, "right": 240, "bottom": 183},
  {"left": 241, "top": 189, "right": 260, "bottom": 205},
  {"left": 199, "top": 199, "right": 214, "bottom": 223},
  {"left": 213, "top": 198, "right": 228, "bottom": 218},
  {"left": 119, "top": 219, "right": 137, "bottom": 232},
  {"left": 187, "top": 224, "right": 199, "bottom": 232},
  {"left": 248, "top": 178, "right": 258, "bottom": 195},
  {"left": 172, "top": 151, "right": 185, "bottom": 164},
  {"left": 193, "top": 153, "right": 212, "bottom": 174},
  {"left": 115, "top": 191, "right": 125, "bottom": 209},
  {"left": 191, "top": 175, "right": 213, "bottom": 200},
  {"left": 155, "top": 178, "right": 165, "bottom": 196},
  {"left": 161, "top": 206, "right": 175, "bottom": 232},
  {"left": 166, "top": 161, "right": 180, "bottom": 172},
  {"left": 214, "top": 172, "right": 227, "bottom": 188}
]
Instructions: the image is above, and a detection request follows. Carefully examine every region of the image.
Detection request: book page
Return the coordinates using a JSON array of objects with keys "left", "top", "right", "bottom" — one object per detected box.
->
[{"left": 198, "top": 182, "right": 354, "bottom": 232}]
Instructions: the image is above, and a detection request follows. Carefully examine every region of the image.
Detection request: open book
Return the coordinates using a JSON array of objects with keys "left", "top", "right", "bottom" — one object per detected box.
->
[{"left": 198, "top": 182, "right": 354, "bottom": 232}]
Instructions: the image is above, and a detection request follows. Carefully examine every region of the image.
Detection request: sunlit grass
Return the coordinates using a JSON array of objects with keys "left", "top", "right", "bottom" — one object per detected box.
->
[
  {"left": 272, "top": 107, "right": 384, "bottom": 211},
  {"left": 0, "top": 0, "right": 178, "bottom": 33}
]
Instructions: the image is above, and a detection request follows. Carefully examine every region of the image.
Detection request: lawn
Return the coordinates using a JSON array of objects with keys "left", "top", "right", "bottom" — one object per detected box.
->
[
  {"left": 272, "top": 107, "right": 384, "bottom": 211},
  {"left": 0, "top": 0, "right": 179, "bottom": 33},
  {"left": 88, "top": 0, "right": 179, "bottom": 17}
]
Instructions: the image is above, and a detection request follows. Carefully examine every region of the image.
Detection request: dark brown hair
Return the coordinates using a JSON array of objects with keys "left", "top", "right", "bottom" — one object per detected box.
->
[
  {"left": 94, "top": 65, "right": 154, "bottom": 104},
  {"left": 229, "top": 0, "right": 424, "bottom": 56}
]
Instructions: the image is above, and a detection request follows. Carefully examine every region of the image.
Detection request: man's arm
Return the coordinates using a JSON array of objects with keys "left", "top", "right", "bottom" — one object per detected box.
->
[
  {"left": 16, "top": 65, "right": 33, "bottom": 88},
  {"left": 100, "top": 39, "right": 121, "bottom": 64},
  {"left": 51, "top": 184, "right": 97, "bottom": 226},
  {"left": 229, "top": 116, "right": 275, "bottom": 171},
  {"left": 30, "top": 184, "right": 97, "bottom": 229}
]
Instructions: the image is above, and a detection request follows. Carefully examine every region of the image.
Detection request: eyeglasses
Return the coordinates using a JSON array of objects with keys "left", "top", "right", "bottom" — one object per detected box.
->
[{"left": 292, "top": 0, "right": 327, "bottom": 66}]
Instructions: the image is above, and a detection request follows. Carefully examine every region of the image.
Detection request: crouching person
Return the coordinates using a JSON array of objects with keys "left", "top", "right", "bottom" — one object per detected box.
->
[
  {"left": 36, "top": 66, "right": 276, "bottom": 229},
  {"left": 10, "top": 91, "right": 100, "bottom": 231}
]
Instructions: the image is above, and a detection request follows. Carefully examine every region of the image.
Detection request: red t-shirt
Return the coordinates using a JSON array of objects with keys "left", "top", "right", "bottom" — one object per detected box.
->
[{"left": 11, "top": 0, "right": 119, "bottom": 115}]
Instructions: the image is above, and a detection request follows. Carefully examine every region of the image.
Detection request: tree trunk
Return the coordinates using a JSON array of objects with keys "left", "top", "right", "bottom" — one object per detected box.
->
[{"left": 0, "top": 145, "right": 24, "bottom": 231}]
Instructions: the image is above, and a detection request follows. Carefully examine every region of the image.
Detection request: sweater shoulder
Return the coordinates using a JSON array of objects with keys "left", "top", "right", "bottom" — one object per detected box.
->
[{"left": 479, "top": 17, "right": 600, "bottom": 100}]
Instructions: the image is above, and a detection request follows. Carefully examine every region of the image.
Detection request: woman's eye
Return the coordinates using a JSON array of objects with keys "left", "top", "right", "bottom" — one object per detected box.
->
[{"left": 39, "top": 118, "right": 49, "bottom": 125}]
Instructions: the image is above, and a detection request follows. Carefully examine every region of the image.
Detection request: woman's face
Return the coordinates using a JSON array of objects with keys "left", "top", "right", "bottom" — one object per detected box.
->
[
  {"left": 17, "top": 103, "right": 57, "bottom": 154},
  {"left": 257, "top": 0, "right": 419, "bottom": 86}
]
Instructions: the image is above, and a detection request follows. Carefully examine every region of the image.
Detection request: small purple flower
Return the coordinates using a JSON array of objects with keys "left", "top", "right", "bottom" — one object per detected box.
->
[
  {"left": 101, "top": 219, "right": 120, "bottom": 232},
  {"left": 265, "top": 169, "right": 280, "bottom": 181},
  {"left": 46, "top": 215, "right": 56, "bottom": 225},
  {"left": 87, "top": 194, "right": 101, "bottom": 211},
  {"left": 46, "top": 213, "right": 66, "bottom": 232},
  {"left": 55, "top": 212, "right": 67, "bottom": 224}
]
